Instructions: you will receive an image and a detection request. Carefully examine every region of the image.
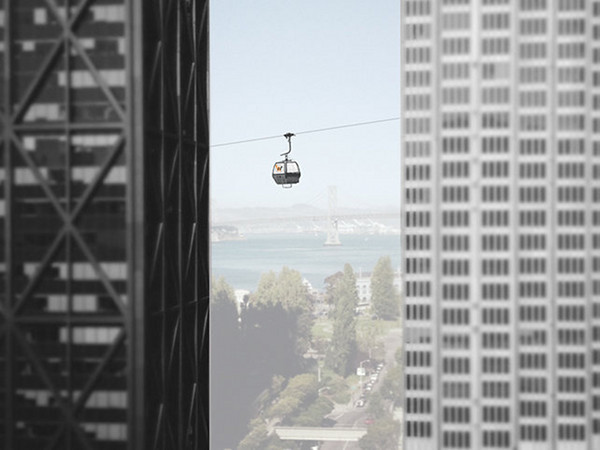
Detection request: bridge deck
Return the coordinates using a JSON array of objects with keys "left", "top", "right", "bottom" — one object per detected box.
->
[{"left": 274, "top": 426, "right": 368, "bottom": 442}]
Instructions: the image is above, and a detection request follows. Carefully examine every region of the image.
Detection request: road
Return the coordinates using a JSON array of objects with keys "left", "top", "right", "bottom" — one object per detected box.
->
[{"left": 320, "top": 327, "right": 403, "bottom": 450}]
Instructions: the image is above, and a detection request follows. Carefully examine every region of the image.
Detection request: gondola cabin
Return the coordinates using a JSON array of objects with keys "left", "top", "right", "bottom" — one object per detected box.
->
[
  {"left": 272, "top": 159, "right": 301, "bottom": 187},
  {"left": 273, "top": 132, "right": 301, "bottom": 188}
]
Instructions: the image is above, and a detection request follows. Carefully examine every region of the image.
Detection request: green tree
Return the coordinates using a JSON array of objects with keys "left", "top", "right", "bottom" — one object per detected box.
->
[
  {"left": 233, "top": 268, "right": 318, "bottom": 450},
  {"left": 252, "top": 267, "right": 313, "bottom": 355},
  {"left": 253, "top": 375, "right": 287, "bottom": 413},
  {"left": 358, "top": 417, "right": 401, "bottom": 450},
  {"left": 379, "top": 365, "right": 402, "bottom": 403},
  {"left": 241, "top": 302, "right": 301, "bottom": 378},
  {"left": 268, "top": 373, "right": 319, "bottom": 421},
  {"left": 210, "top": 277, "right": 246, "bottom": 449},
  {"left": 367, "top": 391, "right": 386, "bottom": 419},
  {"left": 370, "top": 256, "right": 400, "bottom": 320},
  {"left": 357, "top": 320, "right": 385, "bottom": 360},
  {"left": 323, "top": 271, "right": 343, "bottom": 305},
  {"left": 238, "top": 419, "right": 270, "bottom": 450},
  {"left": 253, "top": 267, "right": 311, "bottom": 312},
  {"left": 292, "top": 397, "right": 334, "bottom": 426},
  {"left": 210, "top": 276, "right": 239, "bottom": 353},
  {"left": 238, "top": 419, "right": 292, "bottom": 450},
  {"left": 212, "top": 275, "right": 237, "bottom": 307},
  {"left": 395, "top": 346, "right": 403, "bottom": 366},
  {"left": 326, "top": 264, "right": 359, "bottom": 376}
]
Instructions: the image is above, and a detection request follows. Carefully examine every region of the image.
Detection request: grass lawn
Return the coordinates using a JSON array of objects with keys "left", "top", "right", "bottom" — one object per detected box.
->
[
  {"left": 312, "top": 316, "right": 401, "bottom": 342},
  {"left": 357, "top": 316, "right": 401, "bottom": 336},
  {"left": 312, "top": 318, "right": 334, "bottom": 340}
]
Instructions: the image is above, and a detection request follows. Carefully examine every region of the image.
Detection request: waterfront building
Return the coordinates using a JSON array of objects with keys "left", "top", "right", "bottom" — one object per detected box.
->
[
  {"left": 402, "top": 0, "right": 600, "bottom": 449},
  {"left": 0, "top": 2, "right": 209, "bottom": 449},
  {"left": 356, "top": 268, "right": 402, "bottom": 304}
]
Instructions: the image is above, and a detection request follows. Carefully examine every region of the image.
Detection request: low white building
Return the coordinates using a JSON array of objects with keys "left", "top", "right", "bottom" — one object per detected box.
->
[
  {"left": 355, "top": 268, "right": 402, "bottom": 305},
  {"left": 233, "top": 289, "right": 250, "bottom": 315}
]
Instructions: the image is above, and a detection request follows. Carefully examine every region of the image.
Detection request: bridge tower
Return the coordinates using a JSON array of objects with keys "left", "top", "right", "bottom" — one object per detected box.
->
[{"left": 324, "top": 186, "right": 342, "bottom": 246}]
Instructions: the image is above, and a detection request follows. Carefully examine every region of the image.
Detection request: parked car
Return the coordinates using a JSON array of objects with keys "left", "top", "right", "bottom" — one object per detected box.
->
[
  {"left": 354, "top": 399, "right": 365, "bottom": 408},
  {"left": 364, "top": 418, "right": 375, "bottom": 425},
  {"left": 321, "top": 418, "right": 337, "bottom": 427}
]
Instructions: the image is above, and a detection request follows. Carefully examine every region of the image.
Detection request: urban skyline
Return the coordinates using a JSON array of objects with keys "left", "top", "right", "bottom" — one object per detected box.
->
[{"left": 10, "top": 1, "right": 600, "bottom": 449}]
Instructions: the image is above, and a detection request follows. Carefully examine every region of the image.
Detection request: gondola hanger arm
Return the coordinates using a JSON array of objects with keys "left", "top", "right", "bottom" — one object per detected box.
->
[{"left": 281, "top": 132, "right": 295, "bottom": 157}]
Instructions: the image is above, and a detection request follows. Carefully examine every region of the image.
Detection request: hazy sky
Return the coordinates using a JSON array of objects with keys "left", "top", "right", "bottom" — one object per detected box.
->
[{"left": 210, "top": 1, "right": 400, "bottom": 210}]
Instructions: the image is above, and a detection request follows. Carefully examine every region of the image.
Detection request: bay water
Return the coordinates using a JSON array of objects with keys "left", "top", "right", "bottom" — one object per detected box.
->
[{"left": 211, "top": 232, "right": 402, "bottom": 292}]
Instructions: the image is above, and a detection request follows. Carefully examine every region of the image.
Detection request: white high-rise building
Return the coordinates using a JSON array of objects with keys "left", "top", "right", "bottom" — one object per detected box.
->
[{"left": 401, "top": 1, "right": 600, "bottom": 449}]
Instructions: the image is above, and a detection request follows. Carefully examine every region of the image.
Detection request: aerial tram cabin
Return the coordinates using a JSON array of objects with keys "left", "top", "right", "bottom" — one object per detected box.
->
[
  {"left": 272, "top": 133, "right": 301, "bottom": 188},
  {"left": 272, "top": 159, "right": 300, "bottom": 186}
]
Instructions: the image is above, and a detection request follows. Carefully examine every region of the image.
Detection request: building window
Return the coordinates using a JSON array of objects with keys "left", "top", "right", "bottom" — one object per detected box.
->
[
  {"left": 482, "top": 87, "right": 510, "bottom": 105},
  {"left": 443, "top": 38, "right": 471, "bottom": 55},
  {"left": 482, "top": 62, "right": 510, "bottom": 80},
  {"left": 442, "top": 431, "right": 471, "bottom": 448},
  {"left": 443, "top": 407, "right": 470, "bottom": 423},
  {"left": 442, "top": 235, "right": 470, "bottom": 251},
  {"left": 442, "top": 87, "right": 470, "bottom": 105},
  {"left": 520, "top": 18, "right": 547, "bottom": 35},
  {"left": 481, "top": 234, "right": 509, "bottom": 251},
  {"left": 442, "top": 161, "right": 470, "bottom": 178},
  {"left": 557, "top": 424, "right": 586, "bottom": 441},
  {"left": 482, "top": 431, "right": 510, "bottom": 448},
  {"left": 520, "top": 401, "right": 547, "bottom": 417},
  {"left": 558, "top": 0, "right": 585, "bottom": 11},
  {"left": 482, "top": 406, "right": 510, "bottom": 423},
  {"left": 519, "top": 139, "right": 546, "bottom": 155},
  {"left": 520, "top": 425, "right": 547, "bottom": 441},
  {"left": 406, "top": 420, "right": 433, "bottom": 437},
  {"left": 519, "top": 66, "right": 546, "bottom": 83},
  {"left": 482, "top": 13, "right": 509, "bottom": 30},
  {"left": 519, "top": 114, "right": 546, "bottom": 131},
  {"left": 442, "top": 137, "right": 470, "bottom": 153},
  {"left": 482, "top": 356, "right": 510, "bottom": 373},
  {"left": 482, "top": 210, "right": 509, "bottom": 227},
  {"left": 405, "top": 304, "right": 431, "bottom": 320},
  {"left": 520, "top": 0, "right": 547, "bottom": 11},
  {"left": 482, "top": 137, "right": 509, "bottom": 153},
  {"left": 442, "top": 382, "right": 470, "bottom": 399},
  {"left": 482, "top": 308, "right": 509, "bottom": 325},
  {"left": 481, "top": 283, "right": 509, "bottom": 300},
  {"left": 442, "top": 309, "right": 470, "bottom": 325},
  {"left": 406, "top": 398, "right": 432, "bottom": 414},
  {"left": 520, "top": 377, "right": 547, "bottom": 393},
  {"left": 406, "top": 23, "right": 431, "bottom": 40},
  {"left": 558, "top": 19, "right": 585, "bottom": 35},
  {"left": 405, "top": 0, "right": 432, "bottom": 16},
  {"left": 482, "top": 381, "right": 510, "bottom": 398},
  {"left": 442, "top": 112, "right": 470, "bottom": 129},
  {"left": 520, "top": 42, "right": 547, "bottom": 60},
  {"left": 558, "top": 67, "right": 585, "bottom": 83},
  {"left": 482, "top": 38, "right": 510, "bottom": 55},
  {"left": 442, "top": 63, "right": 470, "bottom": 80},
  {"left": 442, "top": 12, "right": 470, "bottom": 30}
]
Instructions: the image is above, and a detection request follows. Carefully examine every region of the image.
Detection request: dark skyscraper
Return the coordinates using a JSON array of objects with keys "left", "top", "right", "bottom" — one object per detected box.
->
[{"left": 0, "top": 1, "right": 209, "bottom": 449}]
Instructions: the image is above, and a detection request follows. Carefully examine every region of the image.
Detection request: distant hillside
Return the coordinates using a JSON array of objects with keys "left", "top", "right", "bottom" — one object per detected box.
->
[{"left": 212, "top": 204, "right": 400, "bottom": 225}]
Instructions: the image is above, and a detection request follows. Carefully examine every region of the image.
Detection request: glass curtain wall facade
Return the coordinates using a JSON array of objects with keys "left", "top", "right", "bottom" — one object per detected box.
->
[
  {"left": 402, "top": 0, "right": 600, "bottom": 449},
  {"left": 0, "top": 1, "right": 209, "bottom": 449}
]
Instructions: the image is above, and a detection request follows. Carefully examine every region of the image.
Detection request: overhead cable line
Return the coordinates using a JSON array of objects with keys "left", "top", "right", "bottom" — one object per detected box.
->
[{"left": 211, "top": 116, "right": 400, "bottom": 148}]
